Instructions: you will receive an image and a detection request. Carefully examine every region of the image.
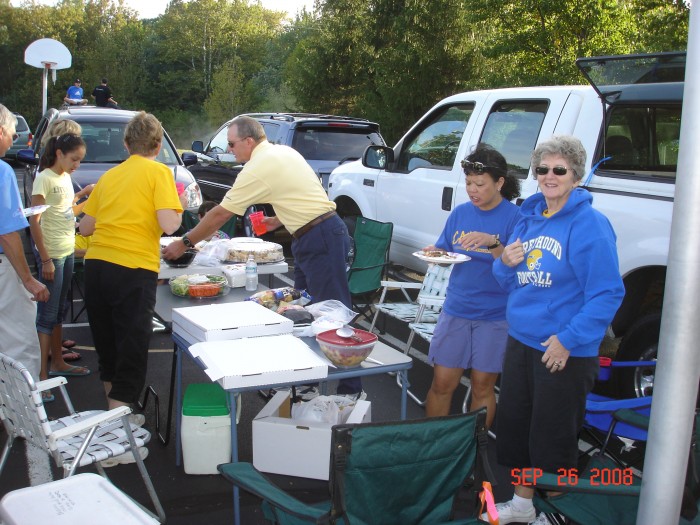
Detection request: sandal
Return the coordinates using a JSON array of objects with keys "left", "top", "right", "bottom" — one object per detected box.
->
[
  {"left": 61, "top": 348, "right": 81, "bottom": 361},
  {"left": 62, "top": 339, "right": 77, "bottom": 349},
  {"left": 49, "top": 364, "right": 91, "bottom": 377}
]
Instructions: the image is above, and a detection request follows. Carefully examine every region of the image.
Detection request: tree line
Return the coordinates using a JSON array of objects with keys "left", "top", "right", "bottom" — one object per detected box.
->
[{"left": 0, "top": 0, "right": 689, "bottom": 146}]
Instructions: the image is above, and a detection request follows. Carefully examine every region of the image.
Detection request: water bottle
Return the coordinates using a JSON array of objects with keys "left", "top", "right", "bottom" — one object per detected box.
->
[{"left": 245, "top": 254, "right": 258, "bottom": 291}]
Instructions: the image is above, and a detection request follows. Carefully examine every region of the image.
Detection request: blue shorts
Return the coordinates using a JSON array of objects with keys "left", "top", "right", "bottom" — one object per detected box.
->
[{"left": 428, "top": 312, "right": 508, "bottom": 373}]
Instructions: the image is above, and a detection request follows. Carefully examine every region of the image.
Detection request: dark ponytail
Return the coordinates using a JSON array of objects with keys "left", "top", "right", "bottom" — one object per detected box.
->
[{"left": 39, "top": 133, "right": 85, "bottom": 171}]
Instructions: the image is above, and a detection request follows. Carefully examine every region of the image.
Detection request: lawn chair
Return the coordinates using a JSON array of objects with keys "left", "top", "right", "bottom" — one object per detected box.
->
[
  {"left": 219, "top": 410, "right": 493, "bottom": 525},
  {"left": 347, "top": 217, "right": 393, "bottom": 322},
  {"left": 0, "top": 352, "right": 165, "bottom": 523}
]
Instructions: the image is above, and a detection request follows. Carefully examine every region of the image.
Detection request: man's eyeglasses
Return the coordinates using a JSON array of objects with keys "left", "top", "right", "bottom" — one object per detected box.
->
[
  {"left": 227, "top": 137, "right": 250, "bottom": 148},
  {"left": 534, "top": 165, "right": 573, "bottom": 176},
  {"left": 461, "top": 160, "right": 497, "bottom": 174}
]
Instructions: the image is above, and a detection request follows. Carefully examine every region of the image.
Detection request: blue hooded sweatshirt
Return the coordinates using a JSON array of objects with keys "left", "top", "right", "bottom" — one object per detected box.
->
[{"left": 492, "top": 188, "right": 624, "bottom": 357}]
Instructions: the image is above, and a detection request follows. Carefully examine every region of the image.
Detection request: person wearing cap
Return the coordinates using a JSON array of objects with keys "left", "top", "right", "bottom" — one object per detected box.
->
[
  {"left": 91, "top": 78, "right": 120, "bottom": 109},
  {"left": 64, "top": 78, "right": 87, "bottom": 106}
]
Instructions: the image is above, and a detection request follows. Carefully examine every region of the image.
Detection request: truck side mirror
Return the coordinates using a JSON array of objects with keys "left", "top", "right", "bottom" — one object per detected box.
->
[{"left": 363, "top": 145, "right": 394, "bottom": 170}]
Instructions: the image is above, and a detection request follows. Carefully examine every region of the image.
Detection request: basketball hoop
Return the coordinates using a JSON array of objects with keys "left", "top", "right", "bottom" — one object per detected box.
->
[{"left": 25, "top": 39, "right": 72, "bottom": 115}]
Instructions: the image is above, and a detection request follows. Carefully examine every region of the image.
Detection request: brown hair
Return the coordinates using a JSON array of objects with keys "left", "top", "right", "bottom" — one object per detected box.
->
[{"left": 124, "top": 111, "right": 163, "bottom": 156}]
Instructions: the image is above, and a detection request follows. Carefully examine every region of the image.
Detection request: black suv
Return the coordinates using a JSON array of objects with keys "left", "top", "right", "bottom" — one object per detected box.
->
[
  {"left": 190, "top": 112, "right": 385, "bottom": 200},
  {"left": 19, "top": 106, "right": 203, "bottom": 211}
]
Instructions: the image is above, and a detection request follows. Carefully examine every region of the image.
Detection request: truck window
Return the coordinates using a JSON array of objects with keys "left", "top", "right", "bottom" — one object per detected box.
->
[
  {"left": 480, "top": 100, "right": 548, "bottom": 177},
  {"left": 601, "top": 105, "right": 681, "bottom": 179},
  {"left": 397, "top": 103, "right": 474, "bottom": 172}
]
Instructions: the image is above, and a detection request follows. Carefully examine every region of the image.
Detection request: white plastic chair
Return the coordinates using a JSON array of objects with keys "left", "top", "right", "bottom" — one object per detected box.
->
[{"left": 0, "top": 352, "right": 165, "bottom": 523}]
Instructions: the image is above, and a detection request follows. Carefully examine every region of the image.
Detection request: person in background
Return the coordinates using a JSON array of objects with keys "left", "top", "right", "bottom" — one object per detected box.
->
[
  {"left": 29, "top": 134, "right": 93, "bottom": 401},
  {"left": 163, "top": 116, "right": 362, "bottom": 399},
  {"left": 80, "top": 112, "right": 182, "bottom": 464},
  {"left": 197, "top": 200, "right": 230, "bottom": 241},
  {"left": 64, "top": 78, "right": 87, "bottom": 106},
  {"left": 487, "top": 135, "right": 625, "bottom": 524},
  {"left": 91, "top": 78, "right": 119, "bottom": 109},
  {"left": 424, "top": 144, "right": 520, "bottom": 429},
  {"left": 0, "top": 104, "right": 48, "bottom": 383}
]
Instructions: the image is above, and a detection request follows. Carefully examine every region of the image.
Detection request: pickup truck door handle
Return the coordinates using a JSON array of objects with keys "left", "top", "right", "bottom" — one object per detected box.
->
[
  {"left": 363, "top": 179, "right": 375, "bottom": 187},
  {"left": 442, "top": 187, "right": 453, "bottom": 211}
]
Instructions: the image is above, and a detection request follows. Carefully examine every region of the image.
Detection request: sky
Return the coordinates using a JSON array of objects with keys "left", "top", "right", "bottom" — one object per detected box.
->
[{"left": 9, "top": 0, "right": 316, "bottom": 20}]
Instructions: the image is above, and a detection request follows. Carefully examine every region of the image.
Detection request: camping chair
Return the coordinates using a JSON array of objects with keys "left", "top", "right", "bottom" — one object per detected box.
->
[
  {"left": 181, "top": 209, "right": 238, "bottom": 238},
  {"left": 347, "top": 217, "right": 393, "bottom": 322},
  {"left": 533, "top": 408, "right": 700, "bottom": 525},
  {"left": 0, "top": 352, "right": 165, "bottom": 523},
  {"left": 219, "top": 409, "right": 493, "bottom": 525}
]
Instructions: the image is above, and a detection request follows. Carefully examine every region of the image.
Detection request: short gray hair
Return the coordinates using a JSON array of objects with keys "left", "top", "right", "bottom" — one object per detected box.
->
[
  {"left": 229, "top": 116, "right": 266, "bottom": 142},
  {"left": 531, "top": 135, "right": 587, "bottom": 182},
  {"left": 0, "top": 104, "right": 17, "bottom": 133}
]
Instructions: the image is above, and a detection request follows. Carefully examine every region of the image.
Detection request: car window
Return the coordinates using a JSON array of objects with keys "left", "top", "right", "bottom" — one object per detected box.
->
[
  {"left": 15, "top": 117, "right": 29, "bottom": 132},
  {"left": 480, "top": 100, "right": 548, "bottom": 177},
  {"left": 78, "top": 121, "right": 179, "bottom": 165},
  {"left": 397, "top": 103, "right": 474, "bottom": 171},
  {"left": 600, "top": 105, "right": 681, "bottom": 179},
  {"left": 261, "top": 122, "right": 281, "bottom": 143},
  {"left": 208, "top": 125, "right": 229, "bottom": 154},
  {"left": 291, "top": 128, "right": 383, "bottom": 161}
]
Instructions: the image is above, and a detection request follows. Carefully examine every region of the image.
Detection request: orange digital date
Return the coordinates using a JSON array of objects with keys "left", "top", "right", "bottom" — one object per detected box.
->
[{"left": 511, "top": 467, "right": 635, "bottom": 486}]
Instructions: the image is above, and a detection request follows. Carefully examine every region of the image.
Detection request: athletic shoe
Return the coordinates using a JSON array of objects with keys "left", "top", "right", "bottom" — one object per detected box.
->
[
  {"left": 481, "top": 500, "right": 536, "bottom": 524},
  {"left": 128, "top": 413, "right": 146, "bottom": 427},
  {"left": 100, "top": 447, "right": 148, "bottom": 468}
]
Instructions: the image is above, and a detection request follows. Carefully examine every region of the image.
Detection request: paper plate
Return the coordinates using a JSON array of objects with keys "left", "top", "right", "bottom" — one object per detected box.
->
[
  {"left": 412, "top": 251, "right": 470, "bottom": 264},
  {"left": 22, "top": 205, "right": 50, "bottom": 217}
]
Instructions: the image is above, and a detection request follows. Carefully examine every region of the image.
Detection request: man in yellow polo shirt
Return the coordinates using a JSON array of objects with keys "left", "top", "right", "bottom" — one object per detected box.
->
[{"left": 163, "top": 116, "right": 361, "bottom": 397}]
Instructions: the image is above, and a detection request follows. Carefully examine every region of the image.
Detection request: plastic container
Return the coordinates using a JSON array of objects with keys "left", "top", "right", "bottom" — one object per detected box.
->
[
  {"left": 245, "top": 254, "right": 258, "bottom": 291},
  {"left": 249, "top": 211, "right": 267, "bottom": 236},
  {"left": 316, "top": 328, "right": 378, "bottom": 368},
  {"left": 181, "top": 383, "right": 231, "bottom": 475},
  {"left": 169, "top": 274, "right": 227, "bottom": 298}
]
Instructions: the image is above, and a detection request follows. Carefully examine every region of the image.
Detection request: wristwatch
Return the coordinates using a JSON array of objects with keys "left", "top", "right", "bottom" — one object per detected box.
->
[
  {"left": 182, "top": 234, "right": 194, "bottom": 249},
  {"left": 487, "top": 235, "right": 501, "bottom": 250}
]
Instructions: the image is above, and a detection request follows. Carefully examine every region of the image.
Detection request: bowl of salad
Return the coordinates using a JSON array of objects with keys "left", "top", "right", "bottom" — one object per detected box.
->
[{"left": 169, "top": 274, "right": 228, "bottom": 298}]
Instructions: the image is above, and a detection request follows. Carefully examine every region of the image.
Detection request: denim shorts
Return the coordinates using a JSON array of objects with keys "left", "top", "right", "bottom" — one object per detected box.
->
[
  {"left": 428, "top": 312, "right": 509, "bottom": 373},
  {"left": 36, "top": 253, "right": 74, "bottom": 334}
]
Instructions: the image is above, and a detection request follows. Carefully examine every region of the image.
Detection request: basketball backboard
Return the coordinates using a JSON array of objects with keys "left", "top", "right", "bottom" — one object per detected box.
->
[{"left": 24, "top": 38, "right": 71, "bottom": 69}]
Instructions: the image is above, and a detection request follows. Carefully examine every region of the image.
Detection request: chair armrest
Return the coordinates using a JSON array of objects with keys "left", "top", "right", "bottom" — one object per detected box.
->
[
  {"left": 417, "top": 296, "right": 446, "bottom": 307},
  {"left": 379, "top": 281, "right": 422, "bottom": 290},
  {"left": 49, "top": 406, "right": 132, "bottom": 443},
  {"left": 218, "top": 462, "right": 329, "bottom": 521},
  {"left": 36, "top": 377, "right": 67, "bottom": 391},
  {"left": 585, "top": 396, "right": 652, "bottom": 413},
  {"left": 613, "top": 409, "right": 650, "bottom": 430}
]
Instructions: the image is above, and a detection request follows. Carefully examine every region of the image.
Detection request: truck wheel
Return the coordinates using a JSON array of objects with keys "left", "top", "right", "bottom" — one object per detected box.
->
[{"left": 615, "top": 312, "right": 660, "bottom": 398}]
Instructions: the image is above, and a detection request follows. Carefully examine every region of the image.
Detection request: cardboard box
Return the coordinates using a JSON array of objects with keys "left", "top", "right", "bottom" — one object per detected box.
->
[
  {"left": 172, "top": 301, "right": 292, "bottom": 346},
  {"left": 252, "top": 391, "right": 371, "bottom": 480},
  {"left": 188, "top": 334, "right": 328, "bottom": 389}
]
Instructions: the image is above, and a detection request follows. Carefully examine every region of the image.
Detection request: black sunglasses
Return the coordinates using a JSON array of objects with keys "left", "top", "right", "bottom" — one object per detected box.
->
[
  {"left": 535, "top": 165, "right": 573, "bottom": 176},
  {"left": 461, "top": 160, "right": 497, "bottom": 174}
]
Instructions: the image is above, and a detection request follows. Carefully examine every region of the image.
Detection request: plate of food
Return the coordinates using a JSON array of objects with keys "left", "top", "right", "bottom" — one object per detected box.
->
[{"left": 412, "top": 250, "right": 471, "bottom": 265}]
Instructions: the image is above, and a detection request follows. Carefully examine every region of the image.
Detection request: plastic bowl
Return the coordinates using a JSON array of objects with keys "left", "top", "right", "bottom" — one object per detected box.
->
[
  {"left": 164, "top": 249, "right": 197, "bottom": 268},
  {"left": 169, "top": 274, "right": 227, "bottom": 298},
  {"left": 316, "top": 328, "right": 378, "bottom": 368}
]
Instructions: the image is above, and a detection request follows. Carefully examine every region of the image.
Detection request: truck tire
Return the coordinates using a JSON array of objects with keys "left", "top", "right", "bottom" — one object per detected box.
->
[{"left": 615, "top": 312, "right": 660, "bottom": 398}]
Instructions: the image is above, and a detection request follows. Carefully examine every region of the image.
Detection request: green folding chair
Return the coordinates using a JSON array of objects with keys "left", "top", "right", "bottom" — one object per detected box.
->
[
  {"left": 347, "top": 217, "right": 393, "bottom": 322},
  {"left": 181, "top": 209, "right": 239, "bottom": 238},
  {"left": 219, "top": 410, "right": 493, "bottom": 524}
]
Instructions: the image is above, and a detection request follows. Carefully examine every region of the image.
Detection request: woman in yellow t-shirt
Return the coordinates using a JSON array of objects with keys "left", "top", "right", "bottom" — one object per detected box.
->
[
  {"left": 80, "top": 112, "right": 183, "bottom": 435},
  {"left": 29, "top": 134, "right": 94, "bottom": 400}
]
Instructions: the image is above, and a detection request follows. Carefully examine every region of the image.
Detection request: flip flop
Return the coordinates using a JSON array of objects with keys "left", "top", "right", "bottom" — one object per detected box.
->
[
  {"left": 42, "top": 390, "right": 55, "bottom": 403},
  {"left": 62, "top": 339, "right": 77, "bottom": 348},
  {"left": 49, "top": 364, "right": 91, "bottom": 377},
  {"left": 61, "top": 348, "right": 82, "bottom": 361}
]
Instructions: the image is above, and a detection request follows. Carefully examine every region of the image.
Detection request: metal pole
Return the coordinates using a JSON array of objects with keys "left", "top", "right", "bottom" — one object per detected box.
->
[
  {"left": 636, "top": 7, "right": 700, "bottom": 524},
  {"left": 42, "top": 63, "right": 49, "bottom": 116}
]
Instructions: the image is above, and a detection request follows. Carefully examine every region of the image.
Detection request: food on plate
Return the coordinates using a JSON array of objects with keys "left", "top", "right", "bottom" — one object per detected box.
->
[
  {"left": 223, "top": 239, "right": 284, "bottom": 263},
  {"left": 169, "top": 274, "right": 227, "bottom": 298},
  {"left": 422, "top": 249, "right": 456, "bottom": 259}
]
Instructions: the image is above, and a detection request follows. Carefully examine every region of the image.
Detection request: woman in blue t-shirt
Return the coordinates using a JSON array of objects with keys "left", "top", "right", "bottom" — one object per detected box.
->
[{"left": 424, "top": 143, "right": 520, "bottom": 428}]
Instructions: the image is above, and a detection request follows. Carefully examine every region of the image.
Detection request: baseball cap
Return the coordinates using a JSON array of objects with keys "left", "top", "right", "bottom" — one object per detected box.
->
[{"left": 74, "top": 78, "right": 81, "bottom": 83}]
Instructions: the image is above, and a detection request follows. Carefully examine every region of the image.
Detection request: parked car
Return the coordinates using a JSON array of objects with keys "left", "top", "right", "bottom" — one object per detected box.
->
[
  {"left": 18, "top": 106, "right": 203, "bottom": 212},
  {"left": 3, "top": 113, "right": 33, "bottom": 160},
  {"left": 328, "top": 51, "right": 685, "bottom": 399},
  {"left": 189, "top": 113, "right": 385, "bottom": 236}
]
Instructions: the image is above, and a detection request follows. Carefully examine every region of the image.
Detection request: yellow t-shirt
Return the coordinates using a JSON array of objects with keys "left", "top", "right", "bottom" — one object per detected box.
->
[
  {"left": 32, "top": 168, "right": 75, "bottom": 258},
  {"left": 82, "top": 155, "right": 183, "bottom": 272},
  {"left": 220, "top": 141, "right": 335, "bottom": 234}
]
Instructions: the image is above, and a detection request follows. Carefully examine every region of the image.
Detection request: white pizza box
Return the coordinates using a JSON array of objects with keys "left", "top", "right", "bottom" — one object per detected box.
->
[
  {"left": 253, "top": 391, "right": 371, "bottom": 480},
  {"left": 188, "top": 334, "right": 328, "bottom": 389},
  {"left": 172, "top": 301, "right": 292, "bottom": 345}
]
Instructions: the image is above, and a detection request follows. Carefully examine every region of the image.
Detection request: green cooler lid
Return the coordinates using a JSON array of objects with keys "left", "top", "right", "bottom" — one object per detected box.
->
[{"left": 183, "top": 383, "right": 230, "bottom": 417}]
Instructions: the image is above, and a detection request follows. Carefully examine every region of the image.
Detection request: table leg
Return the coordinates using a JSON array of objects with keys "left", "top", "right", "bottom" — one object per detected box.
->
[
  {"left": 175, "top": 343, "right": 183, "bottom": 466},
  {"left": 230, "top": 391, "right": 241, "bottom": 525},
  {"left": 399, "top": 370, "right": 409, "bottom": 420}
]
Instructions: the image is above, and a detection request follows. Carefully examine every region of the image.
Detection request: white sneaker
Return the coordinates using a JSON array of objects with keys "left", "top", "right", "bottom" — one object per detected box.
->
[
  {"left": 128, "top": 413, "right": 145, "bottom": 427},
  {"left": 481, "top": 500, "right": 536, "bottom": 524},
  {"left": 101, "top": 447, "right": 148, "bottom": 468}
]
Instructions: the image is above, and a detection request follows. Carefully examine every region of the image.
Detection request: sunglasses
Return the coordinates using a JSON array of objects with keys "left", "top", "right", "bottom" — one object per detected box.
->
[
  {"left": 461, "top": 160, "right": 497, "bottom": 174},
  {"left": 534, "top": 165, "right": 573, "bottom": 176},
  {"left": 227, "top": 137, "right": 250, "bottom": 148}
]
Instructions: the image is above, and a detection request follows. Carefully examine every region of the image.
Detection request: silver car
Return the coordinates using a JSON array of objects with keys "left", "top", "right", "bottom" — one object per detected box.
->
[{"left": 3, "top": 113, "right": 33, "bottom": 160}]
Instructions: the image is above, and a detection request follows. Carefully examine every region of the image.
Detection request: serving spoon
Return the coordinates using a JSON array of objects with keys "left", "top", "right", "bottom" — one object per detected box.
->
[{"left": 336, "top": 325, "right": 364, "bottom": 343}]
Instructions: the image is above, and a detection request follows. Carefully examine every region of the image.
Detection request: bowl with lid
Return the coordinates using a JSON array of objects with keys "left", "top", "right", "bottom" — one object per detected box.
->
[{"left": 316, "top": 328, "right": 378, "bottom": 368}]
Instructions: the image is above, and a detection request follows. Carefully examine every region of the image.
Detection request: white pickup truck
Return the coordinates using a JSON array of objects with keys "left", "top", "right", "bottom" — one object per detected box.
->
[{"left": 328, "top": 52, "right": 685, "bottom": 398}]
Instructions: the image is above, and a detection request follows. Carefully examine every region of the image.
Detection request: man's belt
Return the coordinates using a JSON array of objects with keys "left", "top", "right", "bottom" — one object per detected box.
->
[{"left": 292, "top": 211, "right": 337, "bottom": 240}]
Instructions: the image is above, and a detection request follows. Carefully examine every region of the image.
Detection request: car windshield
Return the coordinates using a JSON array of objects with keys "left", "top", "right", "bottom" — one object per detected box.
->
[
  {"left": 77, "top": 121, "right": 179, "bottom": 164},
  {"left": 291, "top": 128, "right": 384, "bottom": 162}
]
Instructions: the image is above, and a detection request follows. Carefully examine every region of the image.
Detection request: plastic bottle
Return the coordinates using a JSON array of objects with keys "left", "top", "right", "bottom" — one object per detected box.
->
[{"left": 245, "top": 254, "right": 258, "bottom": 291}]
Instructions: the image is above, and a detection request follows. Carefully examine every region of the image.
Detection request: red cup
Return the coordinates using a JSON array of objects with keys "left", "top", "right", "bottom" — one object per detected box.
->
[
  {"left": 598, "top": 356, "right": 612, "bottom": 381},
  {"left": 250, "top": 211, "right": 267, "bottom": 236}
]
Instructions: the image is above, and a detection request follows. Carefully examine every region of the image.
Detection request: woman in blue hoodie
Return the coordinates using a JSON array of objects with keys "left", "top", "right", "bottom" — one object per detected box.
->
[{"left": 488, "top": 135, "right": 625, "bottom": 525}]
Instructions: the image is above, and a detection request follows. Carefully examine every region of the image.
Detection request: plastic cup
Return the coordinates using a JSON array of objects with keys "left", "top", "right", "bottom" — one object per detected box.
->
[
  {"left": 250, "top": 211, "right": 267, "bottom": 235},
  {"left": 598, "top": 356, "right": 612, "bottom": 381}
]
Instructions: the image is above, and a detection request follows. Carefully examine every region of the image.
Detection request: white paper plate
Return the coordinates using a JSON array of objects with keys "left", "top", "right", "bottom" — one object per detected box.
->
[
  {"left": 22, "top": 205, "right": 50, "bottom": 217},
  {"left": 412, "top": 251, "right": 470, "bottom": 264}
]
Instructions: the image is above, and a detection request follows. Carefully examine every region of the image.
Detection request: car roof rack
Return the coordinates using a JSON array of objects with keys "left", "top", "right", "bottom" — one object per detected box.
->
[{"left": 241, "top": 112, "right": 370, "bottom": 123}]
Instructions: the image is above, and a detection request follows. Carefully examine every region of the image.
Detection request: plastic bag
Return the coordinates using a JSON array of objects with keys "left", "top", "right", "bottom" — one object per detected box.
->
[
  {"left": 305, "top": 300, "right": 357, "bottom": 324},
  {"left": 246, "top": 287, "right": 311, "bottom": 312},
  {"left": 193, "top": 238, "right": 230, "bottom": 267},
  {"left": 291, "top": 395, "right": 357, "bottom": 425}
]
